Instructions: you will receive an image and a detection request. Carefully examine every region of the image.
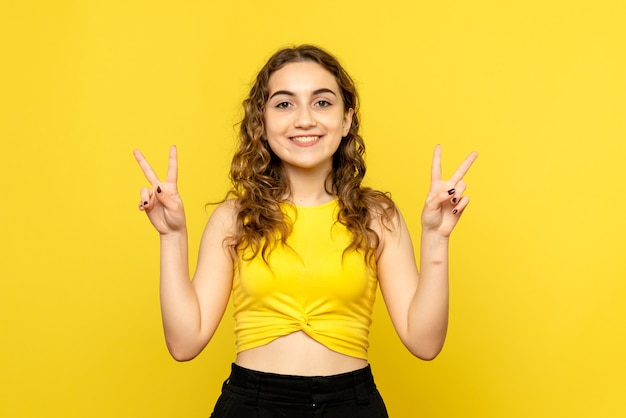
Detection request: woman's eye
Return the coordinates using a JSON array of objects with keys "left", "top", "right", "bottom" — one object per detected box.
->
[
  {"left": 316, "top": 100, "right": 331, "bottom": 107},
  {"left": 276, "top": 101, "right": 291, "bottom": 109}
]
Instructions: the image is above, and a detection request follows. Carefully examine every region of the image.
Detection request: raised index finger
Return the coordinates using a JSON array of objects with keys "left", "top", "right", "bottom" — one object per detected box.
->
[
  {"left": 133, "top": 149, "right": 161, "bottom": 186},
  {"left": 449, "top": 151, "right": 479, "bottom": 184}
]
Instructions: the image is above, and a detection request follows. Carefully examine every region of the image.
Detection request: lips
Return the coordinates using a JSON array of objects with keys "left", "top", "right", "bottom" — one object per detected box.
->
[{"left": 289, "top": 135, "right": 322, "bottom": 145}]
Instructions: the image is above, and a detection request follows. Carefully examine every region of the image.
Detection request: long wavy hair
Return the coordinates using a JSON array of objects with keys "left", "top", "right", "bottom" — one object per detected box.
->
[{"left": 227, "top": 44, "right": 397, "bottom": 264}]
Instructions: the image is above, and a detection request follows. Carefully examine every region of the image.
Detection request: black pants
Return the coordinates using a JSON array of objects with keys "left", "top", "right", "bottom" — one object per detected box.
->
[{"left": 209, "top": 363, "right": 389, "bottom": 417}]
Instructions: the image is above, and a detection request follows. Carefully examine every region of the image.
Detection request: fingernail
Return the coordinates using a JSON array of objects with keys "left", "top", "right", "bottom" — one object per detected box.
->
[
  {"left": 453, "top": 209, "right": 458, "bottom": 215},
  {"left": 448, "top": 188, "right": 455, "bottom": 195},
  {"left": 452, "top": 197, "right": 458, "bottom": 203},
  {"left": 143, "top": 201, "right": 148, "bottom": 206},
  {"left": 157, "top": 186, "right": 162, "bottom": 193}
]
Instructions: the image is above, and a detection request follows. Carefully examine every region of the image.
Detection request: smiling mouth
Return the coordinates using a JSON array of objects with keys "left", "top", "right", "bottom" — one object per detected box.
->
[{"left": 290, "top": 135, "right": 321, "bottom": 144}]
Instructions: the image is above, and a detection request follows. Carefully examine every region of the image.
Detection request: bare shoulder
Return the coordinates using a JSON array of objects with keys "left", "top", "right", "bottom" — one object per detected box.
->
[
  {"left": 207, "top": 199, "right": 238, "bottom": 227},
  {"left": 363, "top": 194, "right": 403, "bottom": 261},
  {"left": 368, "top": 195, "right": 401, "bottom": 235},
  {"left": 201, "top": 199, "right": 239, "bottom": 248}
]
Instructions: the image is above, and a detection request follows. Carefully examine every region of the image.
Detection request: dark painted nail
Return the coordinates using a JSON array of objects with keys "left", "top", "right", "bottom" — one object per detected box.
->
[
  {"left": 452, "top": 197, "right": 458, "bottom": 203},
  {"left": 453, "top": 209, "right": 458, "bottom": 215},
  {"left": 143, "top": 201, "right": 148, "bottom": 206},
  {"left": 448, "top": 188, "right": 456, "bottom": 195},
  {"left": 157, "top": 186, "right": 162, "bottom": 193}
]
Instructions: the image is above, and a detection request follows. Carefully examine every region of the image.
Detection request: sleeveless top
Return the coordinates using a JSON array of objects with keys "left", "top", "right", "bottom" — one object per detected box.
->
[{"left": 232, "top": 199, "right": 378, "bottom": 360}]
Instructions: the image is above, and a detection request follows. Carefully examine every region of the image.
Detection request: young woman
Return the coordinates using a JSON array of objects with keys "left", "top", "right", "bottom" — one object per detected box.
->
[{"left": 134, "top": 45, "right": 477, "bottom": 417}]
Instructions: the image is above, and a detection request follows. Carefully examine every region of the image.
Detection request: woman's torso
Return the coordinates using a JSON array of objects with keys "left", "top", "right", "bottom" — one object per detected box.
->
[{"left": 231, "top": 199, "right": 381, "bottom": 376}]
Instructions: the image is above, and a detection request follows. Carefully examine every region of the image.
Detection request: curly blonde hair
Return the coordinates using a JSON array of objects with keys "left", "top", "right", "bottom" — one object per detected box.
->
[{"left": 227, "top": 45, "right": 396, "bottom": 264}]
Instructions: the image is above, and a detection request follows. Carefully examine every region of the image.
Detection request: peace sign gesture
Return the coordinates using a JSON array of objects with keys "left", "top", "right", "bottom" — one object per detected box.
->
[
  {"left": 421, "top": 145, "right": 478, "bottom": 237},
  {"left": 133, "top": 146, "right": 186, "bottom": 235}
]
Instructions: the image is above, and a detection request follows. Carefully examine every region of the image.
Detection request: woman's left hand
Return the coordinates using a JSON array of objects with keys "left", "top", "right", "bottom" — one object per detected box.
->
[{"left": 421, "top": 145, "right": 478, "bottom": 237}]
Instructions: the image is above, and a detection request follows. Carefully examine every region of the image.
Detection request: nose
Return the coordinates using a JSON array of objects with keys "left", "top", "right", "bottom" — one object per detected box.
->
[{"left": 294, "top": 106, "right": 317, "bottom": 129}]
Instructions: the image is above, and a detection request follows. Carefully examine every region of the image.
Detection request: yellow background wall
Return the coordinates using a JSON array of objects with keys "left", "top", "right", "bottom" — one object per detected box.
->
[{"left": 2, "top": 1, "right": 625, "bottom": 417}]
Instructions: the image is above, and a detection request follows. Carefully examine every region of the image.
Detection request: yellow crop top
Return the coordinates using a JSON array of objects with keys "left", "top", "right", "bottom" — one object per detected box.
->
[{"left": 232, "top": 198, "right": 378, "bottom": 360}]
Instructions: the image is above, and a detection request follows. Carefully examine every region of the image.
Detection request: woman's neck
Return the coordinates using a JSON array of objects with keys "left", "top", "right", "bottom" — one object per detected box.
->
[{"left": 283, "top": 165, "right": 335, "bottom": 207}]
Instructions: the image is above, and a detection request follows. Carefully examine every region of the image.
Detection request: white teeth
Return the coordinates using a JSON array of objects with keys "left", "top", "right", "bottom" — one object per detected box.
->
[{"left": 291, "top": 136, "right": 320, "bottom": 143}]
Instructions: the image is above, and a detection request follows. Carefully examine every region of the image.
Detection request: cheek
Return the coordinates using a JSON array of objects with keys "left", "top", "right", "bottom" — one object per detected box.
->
[
  {"left": 263, "top": 113, "right": 285, "bottom": 136},
  {"left": 265, "top": 134, "right": 285, "bottom": 156}
]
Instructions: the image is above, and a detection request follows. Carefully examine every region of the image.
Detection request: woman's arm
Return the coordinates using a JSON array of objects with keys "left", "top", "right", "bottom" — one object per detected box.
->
[
  {"left": 377, "top": 145, "right": 477, "bottom": 360},
  {"left": 134, "top": 146, "right": 235, "bottom": 361}
]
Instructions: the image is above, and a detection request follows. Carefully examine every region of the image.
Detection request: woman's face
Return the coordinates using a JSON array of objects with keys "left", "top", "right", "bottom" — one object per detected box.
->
[{"left": 264, "top": 61, "right": 353, "bottom": 175}]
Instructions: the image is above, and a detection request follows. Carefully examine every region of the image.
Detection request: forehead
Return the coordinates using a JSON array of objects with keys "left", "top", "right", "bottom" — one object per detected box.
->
[{"left": 267, "top": 61, "right": 340, "bottom": 94}]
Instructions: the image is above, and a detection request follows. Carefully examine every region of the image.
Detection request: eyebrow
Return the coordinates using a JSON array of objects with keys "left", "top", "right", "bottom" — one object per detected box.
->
[{"left": 268, "top": 88, "right": 337, "bottom": 100}]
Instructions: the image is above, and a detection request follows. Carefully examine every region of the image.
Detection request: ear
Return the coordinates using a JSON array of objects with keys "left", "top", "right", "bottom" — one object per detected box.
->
[{"left": 342, "top": 108, "right": 354, "bottom": 137}]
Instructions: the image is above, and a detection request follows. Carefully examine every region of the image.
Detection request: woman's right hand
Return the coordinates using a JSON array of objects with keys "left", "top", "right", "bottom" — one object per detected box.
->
[{"left": 133, "top": 145, "right": 186, "bottom": 235}]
